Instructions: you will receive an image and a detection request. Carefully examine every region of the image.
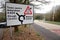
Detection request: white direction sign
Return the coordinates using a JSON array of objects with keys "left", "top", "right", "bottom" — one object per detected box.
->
[{"left": 6, "top": 3, "right": 34, "bottom": 26}]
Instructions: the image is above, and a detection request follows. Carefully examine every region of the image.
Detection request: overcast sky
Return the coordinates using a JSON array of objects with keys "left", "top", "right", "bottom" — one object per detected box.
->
[
  {"left": 0, "top": 0, "right": 60, "bottom": 13},
  {"left": 0, "top": 0, "right": 9, "bottom": 12},
  {"left": 30, "top": 0, "right": 60, "bottom": 13}
]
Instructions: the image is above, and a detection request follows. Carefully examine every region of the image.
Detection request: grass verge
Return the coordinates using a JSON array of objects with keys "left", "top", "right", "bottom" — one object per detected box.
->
[
  {"left": 46, "top": 21, "right": 60, "bottom": 25},
  {"left": 3, "top": 25, "right": 44, "bottom": 40}
]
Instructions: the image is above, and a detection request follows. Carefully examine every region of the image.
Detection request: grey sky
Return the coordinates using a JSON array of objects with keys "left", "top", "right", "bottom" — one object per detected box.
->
[
  {"left": 0, "top": 0, "right": 9, "bottom": 12},
  {"left": 30, "top": 0, "right": 60, "bottom": 13},
  {"left": 0, "top": 0, "right": 60, "bottom": 13}
]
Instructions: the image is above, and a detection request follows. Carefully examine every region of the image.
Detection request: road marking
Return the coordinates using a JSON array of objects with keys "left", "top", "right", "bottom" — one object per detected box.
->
[{"left": 51, "top": 29, "right": 60, "bottom": 35}]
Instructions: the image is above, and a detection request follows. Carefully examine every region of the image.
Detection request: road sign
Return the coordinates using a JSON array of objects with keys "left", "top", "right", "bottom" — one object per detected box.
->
[
  {"left": 24, "top": 6, "right": 32, "bottom": 15},
  {"left": 6, "top": 3, "right": 34, "bottom": 26}
]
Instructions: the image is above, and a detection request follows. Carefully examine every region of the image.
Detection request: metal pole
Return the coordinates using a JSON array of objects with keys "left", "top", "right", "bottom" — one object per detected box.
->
[
  {"left": 43, "top": 14, "right": 45, "bottom": 21},
  {"left": 53, "top": 0, "right": 55, "bottom": 21},
  {"left": 10, "top": 26, "right": 13, "bottom": 40},
  {"left": 53, "top": 10, "right": 54, "bottom": 21}
]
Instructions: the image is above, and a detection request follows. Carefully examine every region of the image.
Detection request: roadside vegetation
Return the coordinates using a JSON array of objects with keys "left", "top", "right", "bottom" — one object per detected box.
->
[
  {"left": 45, "top": 21, "right": 60, "bottom": 25},
  {"left": 34, "top": 13, "right": 44, "bottom": 20},
  {"left": 45, "top": 5, "right": 60, "bottom": 22},
  {"left": 0, "top": 13, "right": 6, "bottom": 22},
  {"left": 34, "top": 5, "right": 60, "bottom": 23},
  {"left": 3, "top": 26, "right": 44, "bottom": 40}
]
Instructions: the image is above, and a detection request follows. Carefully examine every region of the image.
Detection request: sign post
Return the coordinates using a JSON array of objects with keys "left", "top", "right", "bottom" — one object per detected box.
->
[
  {"left": 10, "top": 26, "right": 13, "bottom": 39},
  {"left": 5, "top": 3, "right": 34, "bottom": 39}
]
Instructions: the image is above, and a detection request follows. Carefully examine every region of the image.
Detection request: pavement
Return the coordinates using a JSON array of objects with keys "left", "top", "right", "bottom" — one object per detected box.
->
[{"left": 32, "top": 20, "right": 60, "bottom": 40}]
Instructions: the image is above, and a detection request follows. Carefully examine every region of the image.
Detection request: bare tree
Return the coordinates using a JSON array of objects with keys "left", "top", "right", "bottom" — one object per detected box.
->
[{"left": 30, "top": 0, "right": 51, "bottom": 9}]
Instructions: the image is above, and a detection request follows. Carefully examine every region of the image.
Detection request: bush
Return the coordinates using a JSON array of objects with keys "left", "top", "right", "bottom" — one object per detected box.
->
[{"left": 35, "top": 15, "right": 43, "bottom": 20}]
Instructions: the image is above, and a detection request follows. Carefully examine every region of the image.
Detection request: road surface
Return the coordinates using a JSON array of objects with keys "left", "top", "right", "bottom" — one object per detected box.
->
[{"left": 32, "top": 20, "right": 60, "bottom": 40}]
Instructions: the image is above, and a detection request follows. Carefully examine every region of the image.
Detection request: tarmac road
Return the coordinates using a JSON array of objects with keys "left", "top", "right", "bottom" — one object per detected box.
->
[{"left": 32, "top": 20, "right": 60, "bottom": 40}]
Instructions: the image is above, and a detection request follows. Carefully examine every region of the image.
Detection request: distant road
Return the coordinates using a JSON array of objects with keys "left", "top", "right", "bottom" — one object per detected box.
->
[{"left": 32, "top": 20, "right": 60, "bottom": 40}]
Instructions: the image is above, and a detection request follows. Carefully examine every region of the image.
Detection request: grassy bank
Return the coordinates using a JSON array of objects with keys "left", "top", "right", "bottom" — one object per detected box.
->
[
  {"left": 3, "top": 25, "right": 44, "bottom": 40},
  {"left": 46, "top": 21, "right": 60, "bottom": 25}
]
